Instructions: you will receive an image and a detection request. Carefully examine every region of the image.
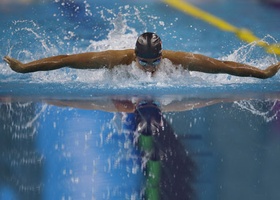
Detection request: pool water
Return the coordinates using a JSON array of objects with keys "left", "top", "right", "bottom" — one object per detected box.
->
[{"left": 1, "top": 0, "right": 280, "bottom": 200}]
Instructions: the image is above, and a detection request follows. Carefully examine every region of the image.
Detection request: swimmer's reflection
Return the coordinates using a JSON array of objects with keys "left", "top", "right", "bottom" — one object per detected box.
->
[
  {"left": 43, "top": 94, "right": 280, "bottom": 199},
  {"left": 134, "top": 100, "right": 196, "bottom": 200},
  {"left": 48, "top": 97, "right": 202, "bottom": 200},
  {"left": 2, "top": 94, "right": 280, "bottom": 199}
]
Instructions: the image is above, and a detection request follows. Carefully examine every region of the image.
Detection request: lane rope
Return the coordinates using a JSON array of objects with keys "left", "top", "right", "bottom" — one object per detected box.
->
[{"left": 163, "top": 0, "right": 280, "bottom": 55}]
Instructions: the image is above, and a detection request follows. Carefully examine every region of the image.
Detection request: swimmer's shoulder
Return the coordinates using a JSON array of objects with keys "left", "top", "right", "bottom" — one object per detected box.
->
[
  {"left": 105, "top": 49, "right": 135, "bottom": 66},
  {"left": 162, "top": 50, "right": 193, "bottom": 57},
  {"left": 106, "top": 49, "right": 135, "bottom": 58},
  {"left": 162, "top": 50, "right": 194, "bottom": 66},
  {"left": 101, "top": 48, "right": 132, "bottom": 54}
]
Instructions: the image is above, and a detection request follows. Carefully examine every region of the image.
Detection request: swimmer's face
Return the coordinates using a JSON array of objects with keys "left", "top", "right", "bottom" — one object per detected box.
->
[{"left": 136, "top": 56, "right": 162, "bottom": 73}]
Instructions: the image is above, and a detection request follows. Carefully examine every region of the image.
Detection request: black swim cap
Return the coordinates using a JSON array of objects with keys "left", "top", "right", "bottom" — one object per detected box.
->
[
  {"left": 135, "top": 101, "right": 163, "bottom": 136},
  {"left": 135, "top": 32, "right": 162, "bottom": 59}
]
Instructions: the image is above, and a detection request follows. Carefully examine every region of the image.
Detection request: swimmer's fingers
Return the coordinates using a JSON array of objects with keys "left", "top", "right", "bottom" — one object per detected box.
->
[
  {"left": 3, "top": 56, "right": 14, "bottom": 65},
  {"left": 3, "top": 56, "right": 26, "bottom": 73}
]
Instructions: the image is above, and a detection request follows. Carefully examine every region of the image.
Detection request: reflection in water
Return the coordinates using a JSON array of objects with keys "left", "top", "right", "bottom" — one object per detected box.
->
[
  {"left": 0, "top": 102, "right": 43, "bottom": 200},
  {"left": 0, "top": 97, "right": 280, "bottom": 199},
  {"left": 134, "top": 101, "right": 196, "bottom": 200},
  {"left": 0, "top": 98, "right": 196, "bottom": 199}
]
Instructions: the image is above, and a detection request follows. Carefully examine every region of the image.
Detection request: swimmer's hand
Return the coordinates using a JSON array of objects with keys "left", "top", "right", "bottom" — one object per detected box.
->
[
  {"left": 265, "top": 61, "right": 280, "bottom": 78},
  {"left": 3, "top": 56, "right": 26, "bottom": 73}
]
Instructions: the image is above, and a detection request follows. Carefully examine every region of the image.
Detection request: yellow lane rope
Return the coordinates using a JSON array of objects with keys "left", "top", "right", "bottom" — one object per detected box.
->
[{"left": 163, "top": 0, "right": 280, "bottom": 55}]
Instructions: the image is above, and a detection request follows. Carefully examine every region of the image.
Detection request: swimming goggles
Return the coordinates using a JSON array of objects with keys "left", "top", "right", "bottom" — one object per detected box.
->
[{"left": 138, "top": 58, "right": 161, "bottom": 67}]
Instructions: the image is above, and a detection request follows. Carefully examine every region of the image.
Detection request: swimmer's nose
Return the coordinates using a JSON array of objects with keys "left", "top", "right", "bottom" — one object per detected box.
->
[{"left": 144, "top": 65, "right": 157, "bottom": 73}]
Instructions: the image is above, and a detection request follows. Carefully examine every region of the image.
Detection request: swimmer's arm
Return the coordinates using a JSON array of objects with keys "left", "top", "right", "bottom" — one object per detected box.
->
[
  {"left": 163, "top": 50, "right": 280, "bottom": 79},
  {"left": 161, "top": 99, "right": 222, "bottom": 112},
  {"left": 3, "top": 49, "right": 135, "bottom": 73},
  {"left": 45, "top": 99, "right": 124, "bottom": 112}
]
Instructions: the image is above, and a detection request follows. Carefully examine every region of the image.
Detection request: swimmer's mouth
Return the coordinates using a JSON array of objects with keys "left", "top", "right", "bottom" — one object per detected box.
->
[
  {"left": 145, "top": 69, "right": 156, "bottom": 76},
  {"left": 144, "top": 66, "right": 158, "bottom": 75}
]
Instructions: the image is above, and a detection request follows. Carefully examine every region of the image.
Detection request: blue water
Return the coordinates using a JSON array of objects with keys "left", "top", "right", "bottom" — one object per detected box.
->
[{"left": 1, "top": 0, "right": 280, "bottom": 200}]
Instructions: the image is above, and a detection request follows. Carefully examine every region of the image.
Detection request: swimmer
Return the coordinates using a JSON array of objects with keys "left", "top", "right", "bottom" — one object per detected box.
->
[{"left": 3, "top": 32, "right": 280, "bottom": 79}]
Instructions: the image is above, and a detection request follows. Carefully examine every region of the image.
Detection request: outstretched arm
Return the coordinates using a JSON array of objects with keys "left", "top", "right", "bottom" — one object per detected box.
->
[
  {"left": 163, "top": 50, "right": 280, "bottom": 79},
  {"left": 3, "top": 49, "right": 135, "bottom": 73}
]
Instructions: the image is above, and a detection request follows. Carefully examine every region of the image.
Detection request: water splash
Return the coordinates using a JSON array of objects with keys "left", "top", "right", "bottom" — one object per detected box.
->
[
  {"left": 234, "top": 99, "right": 280, "bottom": 122},
  {"left": 1, "top": 4, "right": 279, "bottom": 89},
  {"left": 85, "top": 12, "right": 138, "bottom": 52},
  {"left": 191, "top": 35, "right": 279, "bottom": 85}
]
